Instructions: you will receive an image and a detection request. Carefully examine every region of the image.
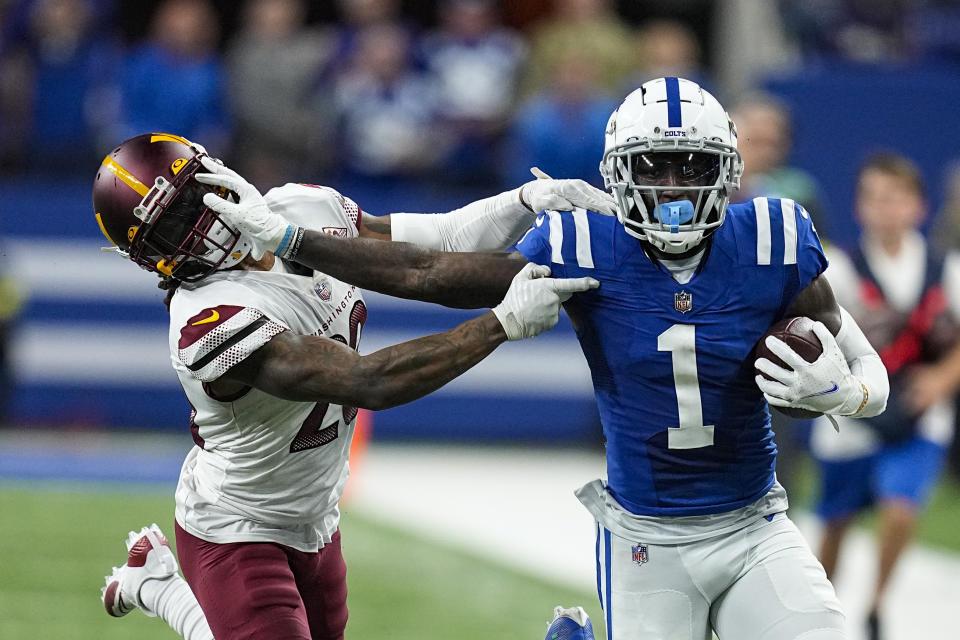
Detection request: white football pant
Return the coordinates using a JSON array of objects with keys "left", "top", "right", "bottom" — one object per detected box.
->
[{"left": 595, "top": 513, "right": 846, "bottom": 639}]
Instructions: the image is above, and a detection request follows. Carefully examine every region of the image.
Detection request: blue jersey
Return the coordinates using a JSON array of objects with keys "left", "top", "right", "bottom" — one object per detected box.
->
[{"left": 516, "top": 198, "right": 828, "bottom": 516}]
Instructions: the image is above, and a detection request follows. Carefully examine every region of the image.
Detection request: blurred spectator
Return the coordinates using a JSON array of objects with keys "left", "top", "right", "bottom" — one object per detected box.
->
[
  {"left": 931, "top": 161, "right": 960, "bottom": 479},
  {"left": 931, "top": 160, "right": 960, "bottom": 253},
  {"left": 225, "top": 0, "right": 333, "bottom": 188},
  {"left": 111, "top": 0, "right": 229, "bottom": 154},
  {"left": 330, "top": 21, "right": 443, "bottom": 185},
  {"left": 322, "top": 0, "right": 409, "bottom": 77},
  {"left": 0, "top": 245, "right": 24, "bottom": 427},
  {"left": 420, "top": 0, "right": 528, "bottom": 187},
  {"left": 905, "top": 1, "right": 960, "bottom": 65},
  {"left": 336, "top": 0, "right": 401, "bottom": 33},
  {"left": 523, "top": 0, "right": 638, "bottom": 96},
  {"left": 780, "top": 0, "right": 960, "bottom": 67},
  {"left": 505, "top": 52, "right": 615, "bottom": 186},
  {"left": 729, "top": 91, "right": 828, "bottom": 239},
  {"left": 812, "top": 152, "right": 960, "bottom": 640},
  {"left": 713, "top": 0, "right": 798, "bottom": 101},
  {"left": 778, "top": 0, "right": 913, "bottom": 64},
  {"left": 0, "top": 16, "right": 31, "bottom": 170},
  {"left": 624, "top": 18, "right": 708, "bottom": 89},
  {"left": 0, "top": 0, "right": 119, "bottom": 173}
]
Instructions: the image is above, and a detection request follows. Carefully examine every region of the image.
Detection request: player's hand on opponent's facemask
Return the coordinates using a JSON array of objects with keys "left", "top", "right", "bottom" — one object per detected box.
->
[
  {"left": 492, "top": 262, "right": 599, "bottom": 340},
  {"left": 195, "top": 157, "right": 301, "bottom": 260},
  {"left": 520, "top": 167, "right": 617, "bottom": 216},
  {"left": 754, "top": 321, "right": 867, "bottom": 416}
]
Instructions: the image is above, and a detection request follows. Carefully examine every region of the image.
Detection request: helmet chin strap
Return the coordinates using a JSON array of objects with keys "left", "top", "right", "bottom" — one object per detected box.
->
[
  {"left": 644, "top": 230, "right": 708, "bottom": 258},
  {"left": 217, "top": 236, "right": 253, "bottom": 269},
  {"left": 204, "top": 218, "right": 253, "bottom": 271}
]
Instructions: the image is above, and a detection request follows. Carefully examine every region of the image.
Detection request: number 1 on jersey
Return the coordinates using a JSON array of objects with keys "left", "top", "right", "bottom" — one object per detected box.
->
[{"left": 658, "top": 324, "right": 715, "bottom": 449}]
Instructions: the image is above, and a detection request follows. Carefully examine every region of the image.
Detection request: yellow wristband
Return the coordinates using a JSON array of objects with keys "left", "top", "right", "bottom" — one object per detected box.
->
[{"left": 849, "top": 380, "right": 869, "bottom": 417}]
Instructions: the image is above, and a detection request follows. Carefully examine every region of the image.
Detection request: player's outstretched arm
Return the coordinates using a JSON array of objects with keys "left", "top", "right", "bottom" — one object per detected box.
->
[
  {"left": 197, "top": 157, "right": 614, "bottom": 256},
  {"left": 195, "top": 157, "right": 532, "bottom": 307},
  {"left": 218, "top": 264, "right": 598, "bottom": 409},
  {"left": 754, "top": 275, "right": 889, "bottom": 418},
  {"left": 294, "top": 230, "right": 527, "bottom": 308},
  {"left": 222, "top": 311, "right": 506, "bottom": 409}
]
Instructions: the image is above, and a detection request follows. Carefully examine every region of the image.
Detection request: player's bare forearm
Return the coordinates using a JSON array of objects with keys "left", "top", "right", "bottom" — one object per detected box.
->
[
  {"left": 353, "top": 312, "right": 507, "bottom": 408},
  {"left": 292, "top": 230, "right": 523, "bottom": 308},
  {"left": 785, "top": 275, "right": 842, "bottom": 334},
  {"left": 221, "top": 315, "right": 507, "bottom": 409}
]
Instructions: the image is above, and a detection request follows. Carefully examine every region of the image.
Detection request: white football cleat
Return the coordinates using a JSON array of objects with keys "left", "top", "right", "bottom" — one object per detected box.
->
[{"left": 102, "top": 523, "right": 178, "bottom": 618}]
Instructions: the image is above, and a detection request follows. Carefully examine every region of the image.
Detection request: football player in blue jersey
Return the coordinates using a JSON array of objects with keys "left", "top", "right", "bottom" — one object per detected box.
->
[
  {"left": 511, "top": 76, "right": 890, "bottom": 640},
  {"left": 188, "top": 77, "right": 891, "bottom": 640}
]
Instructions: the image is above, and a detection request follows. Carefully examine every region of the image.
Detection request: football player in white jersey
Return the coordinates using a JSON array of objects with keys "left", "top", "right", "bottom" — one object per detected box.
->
[
  {"left": 201, "top": 79, "right": 893, "bottom": 640},
  {"left": 94, "top": 132, "right": 609, "bottom": 640}
]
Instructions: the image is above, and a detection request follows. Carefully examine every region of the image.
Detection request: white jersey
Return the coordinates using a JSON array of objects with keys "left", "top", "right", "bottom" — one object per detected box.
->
[{"left": 172, "top": 183, "right": 365, "bottom": 552}]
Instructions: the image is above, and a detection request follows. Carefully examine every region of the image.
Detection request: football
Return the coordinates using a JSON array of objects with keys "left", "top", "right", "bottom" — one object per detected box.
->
[{"left": 753, "top": 316, "right": 824, "bottom": 419}]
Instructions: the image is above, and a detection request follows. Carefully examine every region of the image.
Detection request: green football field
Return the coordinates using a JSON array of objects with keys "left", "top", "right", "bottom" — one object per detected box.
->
[
  {"left": 0, "top": 483, "right": 605, "bottom": 640},
  {"left": 2, "top": 468, "right": 959, "bottom": 640}
]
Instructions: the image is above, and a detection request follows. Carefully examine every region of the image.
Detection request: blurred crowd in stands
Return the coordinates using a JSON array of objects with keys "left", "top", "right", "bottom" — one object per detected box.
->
[
  {"left": 3, "top": 0, "right": 960, "bottom": 439},
  {"left": 1, "top": 0, "right": 958, "bottom": 193}
]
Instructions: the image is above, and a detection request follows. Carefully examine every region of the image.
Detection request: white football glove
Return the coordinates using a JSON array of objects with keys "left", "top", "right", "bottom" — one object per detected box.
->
[
  {"left": 754, "top": 320, "right": 866, "bottom": 416},
  {"left": 194, "top": 157, "right": 301, "bottom": 260},
  {"left": 492, "top": 263, "right": 599, "bottom": 340},
  {"left": 520, "top": 167, "right": 617, "bottom": 216}
]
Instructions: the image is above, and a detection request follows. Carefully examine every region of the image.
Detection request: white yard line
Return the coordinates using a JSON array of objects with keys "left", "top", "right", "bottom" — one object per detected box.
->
[{"left": 348, "top": 443, "right": 960, "bottom": 640}]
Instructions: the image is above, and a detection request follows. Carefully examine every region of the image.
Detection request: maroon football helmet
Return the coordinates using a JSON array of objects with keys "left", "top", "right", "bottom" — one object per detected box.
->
[{"left": 92, "top": 133, "right": 251, "bottom": 282}]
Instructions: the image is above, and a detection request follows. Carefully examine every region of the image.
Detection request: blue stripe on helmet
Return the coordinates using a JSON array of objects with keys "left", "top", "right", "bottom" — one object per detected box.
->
[{"left": 665, "top": 77, "right": 682, "bottom": 128}]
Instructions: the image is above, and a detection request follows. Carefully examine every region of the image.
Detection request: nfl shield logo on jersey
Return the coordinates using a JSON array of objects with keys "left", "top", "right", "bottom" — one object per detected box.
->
[
  {"left": 315, "top": 280, "right": 332, "bottom": 301},
  {"left": 632, "top": 543, "right": 648, "bottom": 565},
  {"left": 674, "top": 291, "right": 692, "bottom": 314}
]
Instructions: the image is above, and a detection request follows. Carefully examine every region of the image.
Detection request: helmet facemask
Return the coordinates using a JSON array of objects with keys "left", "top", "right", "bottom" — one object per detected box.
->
[
  {"left": 605, "top": 139, "right": 741, "bottom": 255},
  {"left": 126, "top": 154, "right": 246, "bottom": 282}
]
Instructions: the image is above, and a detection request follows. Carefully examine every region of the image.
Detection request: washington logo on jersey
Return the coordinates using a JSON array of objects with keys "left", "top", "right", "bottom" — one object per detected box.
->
[
  {"left": 675, "top": 291, "right": 692, "bottom": 313},
  {"left": 322, "top": 227, "right": 348, "bottom": 238},
  {"left": 632, "top": 543, "right": 649, "bottom": 565}
]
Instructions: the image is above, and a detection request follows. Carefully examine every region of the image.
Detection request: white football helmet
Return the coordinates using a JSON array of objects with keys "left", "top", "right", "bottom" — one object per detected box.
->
[{"left": 600, "top": 77, "right": 744, "bottom": 254}]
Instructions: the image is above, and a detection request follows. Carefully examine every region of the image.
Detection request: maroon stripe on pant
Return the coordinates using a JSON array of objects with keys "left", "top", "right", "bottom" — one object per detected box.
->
[{"left": 175, "top": 522, "right": 348, "bottom": 640}]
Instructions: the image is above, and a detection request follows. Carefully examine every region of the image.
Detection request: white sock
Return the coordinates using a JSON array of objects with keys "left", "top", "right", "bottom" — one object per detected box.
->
[{"left": 139, "top": 575, "right": 214, "bottom": 640}]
